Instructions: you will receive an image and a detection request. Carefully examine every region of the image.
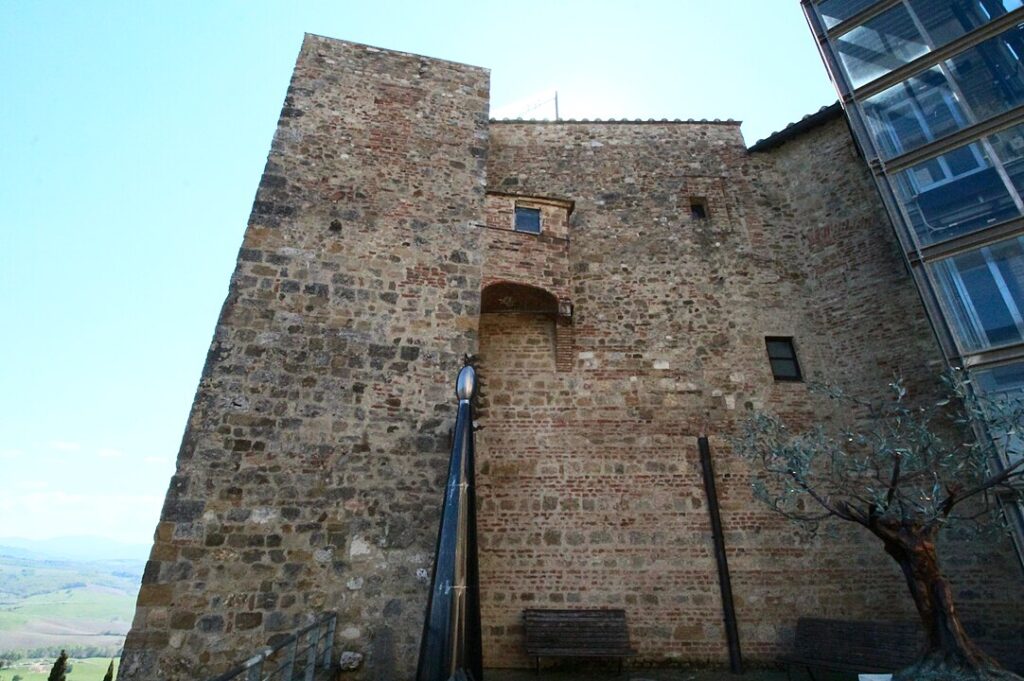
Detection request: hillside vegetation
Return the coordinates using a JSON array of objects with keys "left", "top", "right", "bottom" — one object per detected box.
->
[
  {"left": 0, "top": 656, "right": 119, "bottom": 681},
  {"left": 0, "top": 548, "right": 142, "bottom": 658}
]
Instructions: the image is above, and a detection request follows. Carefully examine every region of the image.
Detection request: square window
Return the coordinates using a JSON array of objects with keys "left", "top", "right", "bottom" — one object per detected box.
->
[
  {"left": 514, "top": 206, "right": 542, "bottom": 233},
  {"left": 765, "top": 337, "right": 802, "bottom": 382},
  {"left": 690, "top": 198, "right": 708, "bottom": 220}
]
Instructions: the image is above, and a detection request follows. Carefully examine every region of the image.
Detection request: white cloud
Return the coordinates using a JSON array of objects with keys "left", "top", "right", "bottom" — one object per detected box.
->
[
  {"left": 48, "top": 440, "right": 81, "bottom": 452},
  {"left": 0, "top": 448, "right": 24, "bottom": 459}
]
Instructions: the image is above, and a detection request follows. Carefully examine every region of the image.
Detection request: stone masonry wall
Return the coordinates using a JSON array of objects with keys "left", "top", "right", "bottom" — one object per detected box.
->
[
  {"left": 478, "top": 120, "right": 828, "bottom": 668},
  {"left": 476, "top": 119, "right": 1024, "bottom": 669},
  {"left": 480, "top": 192, "right": 572, "bottom": 303},
  {"left": 119, "top": 36, "right": 489, "bottom": 681},
  {"left": 754, "top": 116, "right": 1024, "bottom": 668},
  {"left": 124, "top": 35, "right": 1024, "bottom": 680}
]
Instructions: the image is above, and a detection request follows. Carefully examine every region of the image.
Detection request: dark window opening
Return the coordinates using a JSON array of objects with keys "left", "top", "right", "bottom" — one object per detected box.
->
[
  {"left": 766, "top": 337, "right": 802, "bottom": 382},
  {"left": 514, "top": 206, "right": 542, "bottom": 233},
  {"left": 690, "top": 198, "right": 708, "bottom": 220}
]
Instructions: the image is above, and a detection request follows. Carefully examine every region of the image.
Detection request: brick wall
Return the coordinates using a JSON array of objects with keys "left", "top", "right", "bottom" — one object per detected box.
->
[{"left": 476, "top": 118, "right": 1024, "bottom": 669}]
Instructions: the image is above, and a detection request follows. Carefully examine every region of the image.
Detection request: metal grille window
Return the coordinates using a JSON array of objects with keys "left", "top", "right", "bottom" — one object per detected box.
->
[
  {"left": 765, "top": 337, "right": 803, "bottom": 381},
  {"left": 514, "top": 206, "right": 542, "bottom": 234}
]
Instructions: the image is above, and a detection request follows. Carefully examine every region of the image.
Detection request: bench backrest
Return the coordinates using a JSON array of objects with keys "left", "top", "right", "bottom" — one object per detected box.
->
[
  {"left": 524, "top": 609, "right": 632, "bottom": 653},
  {"left": 794, "top": 618, "right": 922, "bottom": 669}
]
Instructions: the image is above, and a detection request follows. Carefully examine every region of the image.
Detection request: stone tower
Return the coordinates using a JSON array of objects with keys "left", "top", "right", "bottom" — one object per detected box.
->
[{"left": 120, "top": 35, "right": 1024, "bottom": 680}]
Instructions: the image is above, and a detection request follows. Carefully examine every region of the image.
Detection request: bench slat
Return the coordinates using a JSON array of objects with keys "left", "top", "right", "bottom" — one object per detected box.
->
[{"left": 523, "top": 608, "right": 635, "bottom": 660}]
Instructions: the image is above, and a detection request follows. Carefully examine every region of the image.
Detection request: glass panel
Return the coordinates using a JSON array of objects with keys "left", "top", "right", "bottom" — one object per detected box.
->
[
  {"left": 933, "top": 237, "right": 1024, "bottom": 351},
  {"left": 514, "top": 207, "right": 541, "bottom": 233},
  {"left": 770, "top": 358, "right": 801, "bottom": 380},
  {"left": 862, "top": 66, "right": 968, "bottom": 158},
  {"left": 945, "top": 24, "right": 1024, "bottom": 123},
  {"left": 836, "top": 5, "right": 930, "bottom": 88},
  {"left": 766, "top": 340, "right": 796, "bottom": 359},
  {"left": 890, "top": 140, "right": 1019, "bottom": 244},
  {"left": 908, "top": 0, "right": 1023, "bottom": 48},
  {"left": 988, "top": 123, "right": 1024, "bottom": 197},
  {"left": 819, "top": 0, "right": 885, "bottom": 29},
  {"left": 975, "top": 363, "right": 1024, "bottom": 467}
]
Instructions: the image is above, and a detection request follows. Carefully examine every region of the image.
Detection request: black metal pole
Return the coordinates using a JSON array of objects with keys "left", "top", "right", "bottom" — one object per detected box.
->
[
  {"left": 698, "top": 435, "right": 743, "bottom": 674},
  {"left": 416, "top": 365, "right": 483, "bottom": 681}
]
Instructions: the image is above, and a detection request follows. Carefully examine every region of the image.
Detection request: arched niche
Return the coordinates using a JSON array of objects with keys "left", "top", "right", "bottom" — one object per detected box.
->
[{"left": 481, "top": 281, "right": 559, "bottom": 316}]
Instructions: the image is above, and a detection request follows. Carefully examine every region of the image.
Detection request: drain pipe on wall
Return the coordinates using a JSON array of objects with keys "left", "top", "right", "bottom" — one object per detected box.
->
[{"left": 698, "top": 434, "right": 744, "bottom": 674}]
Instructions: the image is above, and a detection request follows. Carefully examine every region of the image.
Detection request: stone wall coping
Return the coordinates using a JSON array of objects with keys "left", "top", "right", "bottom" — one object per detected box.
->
[
  {"left": 490, "top": 118, "right": 741, "bottom": 125},
  {"left": 305, "top": 32, "right": 492, "bottom": 74},
  {"left": 748, "top": 101, "right": 843, "bottom": 153}
]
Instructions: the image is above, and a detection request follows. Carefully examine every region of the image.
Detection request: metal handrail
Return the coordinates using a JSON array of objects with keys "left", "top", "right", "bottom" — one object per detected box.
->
[
  {"left": 207, "top": 613, "right": 336, "bottom": 681},
  {"left": 415, "top": 363, "right": 483, "bottom": 681}
]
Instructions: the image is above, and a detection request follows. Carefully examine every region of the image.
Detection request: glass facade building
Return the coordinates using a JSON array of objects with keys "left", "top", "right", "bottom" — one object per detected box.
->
[{"left": 802, "top": 0, "right": 1024, "bottom": 562}]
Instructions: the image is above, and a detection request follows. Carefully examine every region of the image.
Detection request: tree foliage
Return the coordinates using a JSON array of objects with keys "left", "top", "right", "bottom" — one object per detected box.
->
[
  {"left": 736, "top": 371, "right": 1024, "bottom": 681},
  {"left": 738, "top": 373, "right": 1024, "bottom": 536}
]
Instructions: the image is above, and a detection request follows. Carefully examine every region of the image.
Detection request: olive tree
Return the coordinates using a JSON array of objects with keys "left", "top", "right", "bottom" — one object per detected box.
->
[{"left": 736, "top": 373, "right": 1024, "bottom": 681}]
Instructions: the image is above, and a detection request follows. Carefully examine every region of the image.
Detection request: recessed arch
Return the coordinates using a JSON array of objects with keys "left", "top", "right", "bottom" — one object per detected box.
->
[{"left": 481, "top": 281, "right": 559, "bottom": 316}]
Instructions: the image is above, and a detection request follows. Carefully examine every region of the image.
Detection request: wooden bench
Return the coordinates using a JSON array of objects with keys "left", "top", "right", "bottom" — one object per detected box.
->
[
  {"left": 523, "top": 608, "right": 636, "bottom": 675},
  {"left": 781, "top": 618, "right": 922, "bottom": 680}
]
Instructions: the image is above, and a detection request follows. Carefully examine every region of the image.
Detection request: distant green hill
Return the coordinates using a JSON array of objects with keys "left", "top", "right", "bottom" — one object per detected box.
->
[
  {"left": 0, "top": 547, "right": 143, "bottom": 657},
  {"left": 0, "top": 656, "right": 119, "bottom": 681}
]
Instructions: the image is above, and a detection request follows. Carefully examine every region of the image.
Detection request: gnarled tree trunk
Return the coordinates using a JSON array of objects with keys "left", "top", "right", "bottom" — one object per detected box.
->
[{"left": 872, "top": 521, "right": 1020, "bottom": 681}]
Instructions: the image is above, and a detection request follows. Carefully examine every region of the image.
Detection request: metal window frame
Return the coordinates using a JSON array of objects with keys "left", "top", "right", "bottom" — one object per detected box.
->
[
  {"left": 805, "top": 0, "right": 1024, "bottom": 570},
  {"left": 815, "top": 0, "right": 902, "bottom": 38},
  {"left": 765, "top": 336, "right": 804, "bottom": 382}
]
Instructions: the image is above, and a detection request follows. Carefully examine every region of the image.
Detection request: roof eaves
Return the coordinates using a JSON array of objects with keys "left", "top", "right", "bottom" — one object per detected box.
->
[{"left": 747, "top": 102, "right": 844, "bottom": 153}]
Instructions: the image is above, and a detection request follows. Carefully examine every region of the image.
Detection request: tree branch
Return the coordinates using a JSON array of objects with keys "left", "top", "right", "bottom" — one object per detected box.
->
[
  {"left": 886, "top": 451, "right": 902, "bottom": 509},
  {"left": 938, "top": 457, "right": 1024, "bottom": 517}
]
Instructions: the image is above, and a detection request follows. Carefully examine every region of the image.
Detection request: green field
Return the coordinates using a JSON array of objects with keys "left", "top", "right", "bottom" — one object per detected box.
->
[
  {"left": 0, "top": 549, "right": 141, "bottom": 656},
  {"left": 0, "top": 587, "right": 134, "bottom": 630},
  {"left": 0, "top": 657, "right": 119, "bottom": 681}
]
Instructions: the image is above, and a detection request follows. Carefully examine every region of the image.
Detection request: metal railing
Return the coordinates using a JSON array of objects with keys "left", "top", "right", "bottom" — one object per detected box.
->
[
  {"left": 415, "top": 363, "right": 483, "bottom": 681},
  {"left": 208, "top": 613, "right": 336, "bottom": 681}
]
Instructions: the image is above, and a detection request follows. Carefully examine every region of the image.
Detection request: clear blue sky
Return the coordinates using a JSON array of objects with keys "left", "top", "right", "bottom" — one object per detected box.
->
[{"left": 0, "top": 1, "right": 836, "bottom": 545}]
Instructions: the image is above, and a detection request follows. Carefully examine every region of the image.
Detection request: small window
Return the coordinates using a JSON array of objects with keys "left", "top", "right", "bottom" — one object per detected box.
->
[
  {"left": 514, "top": 206, "right": 542, "bottom": 234},
  {"left": 765, "top": 337, "right": 802, "bottom": 382},
  {"left": 690, "top": 198, "right": 708, "bottom": 220}
]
